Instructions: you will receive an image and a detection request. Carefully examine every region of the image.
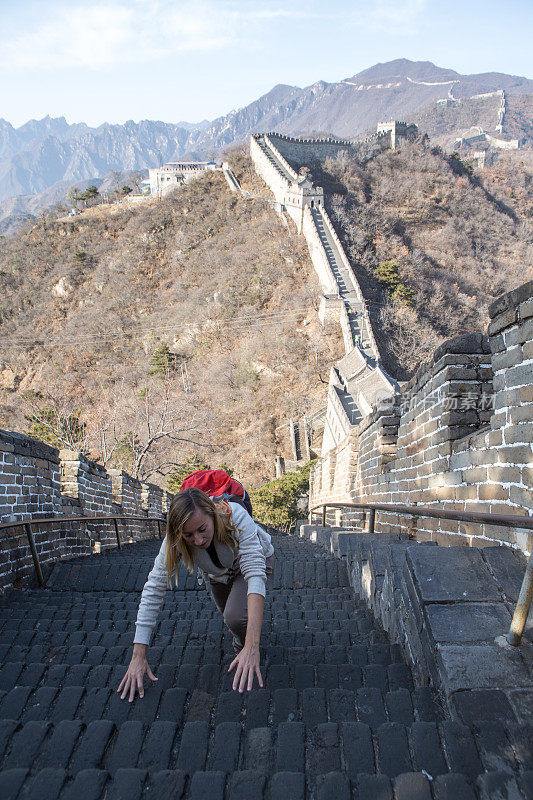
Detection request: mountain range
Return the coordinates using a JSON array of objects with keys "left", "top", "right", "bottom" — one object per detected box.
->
[{"left": 1, "top": 58, "right": 532, "bottom": 232}]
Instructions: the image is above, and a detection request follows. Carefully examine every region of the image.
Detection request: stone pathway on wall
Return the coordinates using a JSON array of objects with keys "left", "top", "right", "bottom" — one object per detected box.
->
[
  {"left": 309, "top": 208, "right": 370, "bottom": 351},
  {"left": 0, "top": 531, "right": 532, "bottom": 799}
]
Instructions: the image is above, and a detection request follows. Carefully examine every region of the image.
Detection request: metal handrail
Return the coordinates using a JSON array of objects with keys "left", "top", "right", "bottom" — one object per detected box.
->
[
  {"left": 309, "top": 501, "right": 533, "bottom": 647},
  {"left": 1, "top": 514, "right": 165, "bottom": 589}
]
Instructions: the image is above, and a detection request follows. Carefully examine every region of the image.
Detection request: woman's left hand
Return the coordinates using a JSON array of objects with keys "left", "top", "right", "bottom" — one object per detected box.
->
[{"left": 228, "top": 644, "right": 263, "bottom": 692}]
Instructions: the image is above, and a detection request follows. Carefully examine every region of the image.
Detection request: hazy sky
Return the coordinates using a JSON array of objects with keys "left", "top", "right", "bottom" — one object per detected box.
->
[{"left": 1, "top": 0, "right": 532, "bottom": 128}]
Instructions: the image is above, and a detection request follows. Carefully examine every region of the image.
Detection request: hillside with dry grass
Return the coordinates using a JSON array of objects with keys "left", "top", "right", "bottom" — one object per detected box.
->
[
  {"left": 308, "top": 140, "right": 532, "bottom": 378},
  {"left": 0, "top": 155, "right": 342, "bottom": 486},
  {"left": 1, "top": 142, "right": 531, "bottom": 487}
]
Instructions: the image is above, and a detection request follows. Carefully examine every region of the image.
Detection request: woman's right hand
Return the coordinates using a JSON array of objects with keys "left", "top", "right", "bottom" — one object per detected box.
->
[{"left": 117, "top": 644, "right": 158, "bottom": 702}]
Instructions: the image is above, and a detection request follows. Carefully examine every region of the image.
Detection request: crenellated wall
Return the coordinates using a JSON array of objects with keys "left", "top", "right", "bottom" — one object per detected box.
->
[
  {"left": 266, "top": 132, "right": 354, "bottom": 166},
  {"left": 310, "top": 281, "right": 533, "bottom": 555},
  {"left": 0, "top": 433, "right": 173, "bottom": 591}
]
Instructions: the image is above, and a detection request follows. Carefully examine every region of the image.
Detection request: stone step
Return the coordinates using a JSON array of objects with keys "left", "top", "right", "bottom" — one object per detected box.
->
[
  {"left": 1, "top": 531, "right": 529, "bottom": 797},
  {"left": 7, "top": 766, "right": 532, "bottom": 800},
  {"left": 0, "top": 680, "right": 440, "bottom": 726},
  {"left": 0, "top": 657, "right": 415, "bottom": 693},
  {"left": 2, "top": 717, "right": 530, "bottom": 782}
]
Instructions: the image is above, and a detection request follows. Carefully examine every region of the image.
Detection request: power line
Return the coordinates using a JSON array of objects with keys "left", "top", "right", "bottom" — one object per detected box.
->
[
  {"left": 1, "top": 306, "right": 316, "bottom": 349},
  {"left": 0, "top": 294, "right": 399, "bottom": 350}
]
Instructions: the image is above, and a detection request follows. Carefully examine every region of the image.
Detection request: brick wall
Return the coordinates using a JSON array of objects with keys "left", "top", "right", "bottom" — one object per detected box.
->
[
  {"left": 0, "top": 433, "right": 167, "bottom": 591},
  {"left": 267, "top": 133, "right": 355, "bottom": 165},
  {"left": 0, "top": 432, "right": 62, "bottom": 520},
  {"left": 310, "top": 281, "right": 533, "bottom": 554}
]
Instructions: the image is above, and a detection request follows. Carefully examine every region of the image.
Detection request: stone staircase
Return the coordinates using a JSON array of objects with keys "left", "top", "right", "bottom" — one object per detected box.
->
[
  {"left": 254, "top": 137, "right": 293, "bottom": 185},
  {"left": 0, "top": 532, "right": 531, "bottom": 799}
]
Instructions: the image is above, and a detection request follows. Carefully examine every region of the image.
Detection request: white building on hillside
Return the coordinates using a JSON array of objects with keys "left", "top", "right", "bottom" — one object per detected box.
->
[{"left": 149, "top": 161, "right": 222, "bottom": 197}]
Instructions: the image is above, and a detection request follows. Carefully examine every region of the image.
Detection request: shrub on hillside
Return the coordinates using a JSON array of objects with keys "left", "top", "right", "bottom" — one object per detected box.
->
[
  {"left": 374, "top": 261, "right": 415, "bottom": 307},
  {"left": 250, "top": 461, "right": 315, "bottom": 532},
  {"left": 148, "top": 343, "right": 180, "bottom": 376}
]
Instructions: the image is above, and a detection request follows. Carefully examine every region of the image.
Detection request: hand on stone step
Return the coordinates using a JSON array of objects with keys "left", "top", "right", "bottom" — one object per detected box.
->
[
  {"left": 118, "top": 645, "right": 158, "bottom": 702},
  {"left": 228, "top": 643, "right": 263, "bottom": 693}
]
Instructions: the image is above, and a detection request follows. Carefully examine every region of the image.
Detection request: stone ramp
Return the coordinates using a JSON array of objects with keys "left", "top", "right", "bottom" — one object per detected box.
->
[{"left": 0, "top": 534, "right": 531, "bottom": 799}]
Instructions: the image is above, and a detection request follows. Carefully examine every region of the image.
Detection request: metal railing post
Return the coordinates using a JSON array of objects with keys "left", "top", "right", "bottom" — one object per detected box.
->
[
  {"left": 368, "top": 508, "right": 376, "bottom": 535},
  {"left": 322, "top": 505, "right": 327, "bottom": 526},
  {"left": 507, "top": 549, "right": 533, "bottom": 646},
  {"left": 24, "top": 523, "right": 44, "bottom": 587},
  {"left": 113, "top": 518, "right": 122, "bottom": 549}
]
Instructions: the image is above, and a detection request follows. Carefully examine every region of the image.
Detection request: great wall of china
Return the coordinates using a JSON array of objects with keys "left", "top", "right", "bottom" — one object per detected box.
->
[
  {"left": 248, "top": 131, "right": 533, "bottom": 556},
  {"left": 0, "top": 127, "right": 532, "bottom": 799},
  {"left": 247, "top": 130, "right": 533, "bottom": 741}
]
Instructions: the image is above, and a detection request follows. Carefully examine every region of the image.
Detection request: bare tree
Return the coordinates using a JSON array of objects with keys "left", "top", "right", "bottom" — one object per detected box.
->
[
  {"left": 22, "top": 374, "right": 213, "bottom": 484},
  {"left": 89, "top": 379, "right": 124, "bottom": 466},
  {"left": 21, "top": 387, "right": 90, "bottom": 452},
  {"left": 121, "top": 374, "right": 213, "bottom": 482}
]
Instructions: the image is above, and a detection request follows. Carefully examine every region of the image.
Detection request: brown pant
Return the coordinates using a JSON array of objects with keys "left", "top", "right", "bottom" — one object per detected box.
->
[{"left": 208, "top": 555, "right": 275, "bottom": 652}]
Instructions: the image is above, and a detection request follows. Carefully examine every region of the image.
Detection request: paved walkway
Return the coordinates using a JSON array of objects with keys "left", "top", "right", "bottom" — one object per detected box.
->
[{"left": 0, "top": 532, "right": 531, "bottom": 799}]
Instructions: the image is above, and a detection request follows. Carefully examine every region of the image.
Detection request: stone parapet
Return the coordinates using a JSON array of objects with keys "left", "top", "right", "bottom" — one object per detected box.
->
[
  {"left": 311, "top": 281, "right": 533, "bottom": 554},
  {"left": 298, "top": 521, "right": 533, "bottom": 725},
  {"left": 0, "top": 431, "right": 62, "bottom": 521},
  {"left": 0, "top": 434, "right": 168, "bottom": 591},
  {"left": 60, "top": 449, "right": 114, "bottom": 515},
  {"left": 108, "top": 468, "right": 144, "bottom": 514},
  {"left": 142, "top": 481, "right": 164, "bottom": 516}
]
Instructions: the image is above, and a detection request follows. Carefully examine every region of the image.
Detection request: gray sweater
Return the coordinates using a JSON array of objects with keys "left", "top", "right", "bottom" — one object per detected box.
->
[{"left": 134, "top": 502, "right": 274, "bottom": 646}]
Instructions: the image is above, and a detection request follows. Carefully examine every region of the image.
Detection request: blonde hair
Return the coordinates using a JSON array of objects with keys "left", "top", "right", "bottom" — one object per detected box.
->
[{"left": 165, "top": 488, "right": 238, "bottom": 584}]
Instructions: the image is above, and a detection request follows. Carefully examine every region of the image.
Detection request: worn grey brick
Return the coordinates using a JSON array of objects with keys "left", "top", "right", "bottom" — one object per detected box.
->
[
  {"left": 70, "top": 720, "right": 115, "bottom": 772},
  {"left": 394, "top": 772, "right": 432, "bottom": 800},
  {"left": 209, "top": 722, "right": 241, "bottom": 773},
  {"left": 0, "top": 768, "right": 28, "bottom": 800},
  {"left": 245, "top": 726, "right": 272, "bottom": 774},
  {"left": 316, "top": 771, "right": 350, "bottom": 800},
  {"left": 411, "top": 721, "right": 447, "bottom": 777},
  {"left": 137, "top": 721, "right": 176, "bottom": 771},
  {"left": 433, "top": 773, "right": 477, "bottom": 800},
  {"left": 142, "top": 770, "right": 186, "bottom": 800},
  {"left": 357, "top": 688, "right": 387, "bottom": 727},
  {"left": 357, "top": 773, "right": 393, "bottom": 800},
  {"left": 176, "top": 721, "right": 209, "bottom": 772},
  {"left": 376, "top": 723, "right": 412, "bottom": 777},
  {"left": 308, "top": 723, "right": 341, "bottom": 779},
  {"left": 302, "top": 687, "right": 327, "bottom": 725},
  {"left": 50, "top": 686, "right": 85, "bottom": 722},
  {"left": 270, "top": 772, "right": 305, "bottom": 800},
  {"left": 276, "top": 722, "right": 305, "bottom": 772},
  {"left": 107, "top": 768, "right": 146, "bottom": 800},
  {"left": 0, "top": 719, "right": 19, "bottom": 761},
  {"left": 227, "top": 770, "right": 265, "bottom": 800},
  {"left": 3, "top": 720, "right": 50, "bottom": 769},
  {"left": 341, "top": 721, "right": 374, "bottom": 777},
  {"left": 158, "top": 688, "right": 187, "bottom": 724},
  {"left": 189, "top": 771, "right": 225, "bottom": 800},
  {"left": 25, "top": 768, "right": 67, "bottom": 800},
  {"left": 244, "top": 690, "right": 270, "bottom": 729},
  {"left": 477, "top": 771, "right": 523, "bottom": 800},
  {"left": 35, "top": 720, "right": 83, "bottom": 770},
  {"left": 441, "top": 721, "right": 483, "bottom": 780}
]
